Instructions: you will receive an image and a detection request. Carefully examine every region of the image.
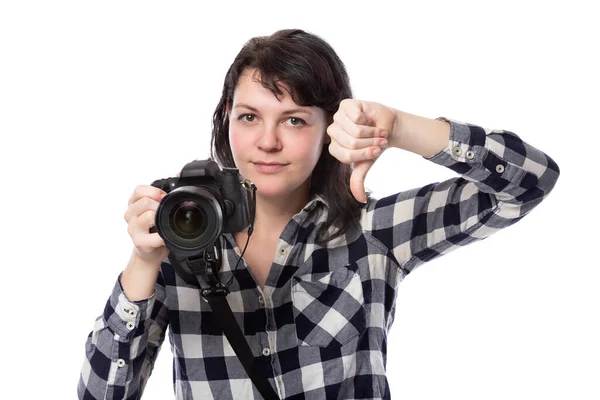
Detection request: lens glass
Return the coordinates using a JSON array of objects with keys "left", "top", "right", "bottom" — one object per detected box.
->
[{"left": 169, "top": 200, "right": 206, "bottom": 240}]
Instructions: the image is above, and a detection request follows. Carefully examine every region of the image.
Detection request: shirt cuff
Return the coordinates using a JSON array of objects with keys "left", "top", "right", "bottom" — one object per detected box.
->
[
  {"left": 425, "top": 116, "right": 525, "bottom": 183},
  {"left": 102, "top": 273, "right": 156, "bottom": 341}
]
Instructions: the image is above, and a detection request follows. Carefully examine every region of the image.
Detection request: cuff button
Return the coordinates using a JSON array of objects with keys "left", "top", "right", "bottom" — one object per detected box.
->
[
  {"left": 496, "top": 164, "right": 505, "bottom": 173},
  {"left": 466, "top": 150, "right": 475, "bottom": 160}
]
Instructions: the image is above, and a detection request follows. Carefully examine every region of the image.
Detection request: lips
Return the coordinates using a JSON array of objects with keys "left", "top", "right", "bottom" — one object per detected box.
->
[
  {"left": 254, "top": 162, "right": 288, "bottom": 166},
  {"left": 252, "top": 161, "right": 289, "bottom": 173}
]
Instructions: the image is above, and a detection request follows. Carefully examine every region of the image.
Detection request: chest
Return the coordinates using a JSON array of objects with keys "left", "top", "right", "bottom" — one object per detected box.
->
[{"left": 236, "top": 238, "right": 279, "bottom": 289}]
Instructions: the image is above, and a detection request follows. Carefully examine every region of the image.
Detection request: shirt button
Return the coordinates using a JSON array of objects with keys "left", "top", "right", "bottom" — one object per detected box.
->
[
  {"left": 452, "top": 146, "right": 462, "bottom": 156},
  {"left": 262, "top": 347, "right": 271, "bottom": 356},
  {"left": 116, "top": 359, "right": 126, "bottom": 367},
  {"left": 279, "top": 247, "right": 288, "bottom": 256},
  {"left": 466, "top": 150, "right": 475, "bottom": 160},
  {"left": 126, "top": 322, "right": 135, "bottom": 330},
  {"left": 258, "top": 295, "right": 264, "bottom": 305},
  {"left": 496, "top": 164, "right": 505, "bottom": 173}
]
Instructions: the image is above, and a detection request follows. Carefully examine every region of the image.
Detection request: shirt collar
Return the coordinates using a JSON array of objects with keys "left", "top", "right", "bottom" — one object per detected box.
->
[{"left": 302, "top": 193, "right": 329, "bottom": 212}]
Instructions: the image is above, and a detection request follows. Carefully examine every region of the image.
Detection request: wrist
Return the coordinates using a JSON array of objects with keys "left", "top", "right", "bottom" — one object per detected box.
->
[
  {"left": 388, "top": 108, "right": 406, "bottom": 149},
  {"left": 387, "top": 109, "right": 450, "bottom": 158},
  {"left": 121, "top": 250, "right": 160, "bottom": 301}
]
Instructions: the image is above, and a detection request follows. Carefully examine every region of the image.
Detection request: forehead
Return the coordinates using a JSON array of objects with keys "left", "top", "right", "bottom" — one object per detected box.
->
[{"left": 233, "top": 69, "right": 297, "bottom": 106}]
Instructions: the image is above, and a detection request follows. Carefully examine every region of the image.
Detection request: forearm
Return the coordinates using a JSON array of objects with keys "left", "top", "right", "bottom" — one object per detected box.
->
[
  {"left": 390, "top": 109, "right": 450, "bottom": 158},
  {"left": 121, "top": 249, "right": 160, "bottom": 301},
  {"left": 79, "top": 269, "right": 167, "bottom": 399}
]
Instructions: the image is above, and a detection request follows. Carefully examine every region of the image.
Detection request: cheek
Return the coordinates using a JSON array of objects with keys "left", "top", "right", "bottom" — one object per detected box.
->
[
  {"left": 228, "top": 127, "right": 248, "bottom": 161},
  {"left": 297, "top": 134, "right": 326, "bottom": 159}
]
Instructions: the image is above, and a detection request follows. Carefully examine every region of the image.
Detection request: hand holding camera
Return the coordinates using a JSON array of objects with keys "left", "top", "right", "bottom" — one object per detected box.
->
[
  {"left": 123, "top": 185, "right": 170, "bottom": 267},
  {"left": 121, "top": 159, "right": 254, "bottom": 298}
]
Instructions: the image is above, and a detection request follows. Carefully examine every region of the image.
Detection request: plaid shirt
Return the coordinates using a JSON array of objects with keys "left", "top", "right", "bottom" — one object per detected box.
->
[{"left": 79, "top": 117, "right": 560, "bottom": 399}]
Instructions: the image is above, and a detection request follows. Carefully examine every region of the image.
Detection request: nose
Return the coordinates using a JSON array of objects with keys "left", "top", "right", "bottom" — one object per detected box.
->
[{"left": 256, "top": 122, "right": 282, "bottom": 152}]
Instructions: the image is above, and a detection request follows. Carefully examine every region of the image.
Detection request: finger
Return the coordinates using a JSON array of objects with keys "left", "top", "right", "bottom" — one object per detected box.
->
[
  {"left": 327, "top": 123, "right": 388, "bottom": 150},
  {"left": 328, "top": 141, "right": 383, "bottom": 164},
  {"left": 350, "top": 160, "right": 375, "bottom": 203},
  {"left": 125, "top": 197, "right": 160, "bottom": 223},
  {"left": 128, "top": 185, "right": 166, "bottom": 206},
  {"left": 340, "top": 99, "right": 373, "bottom": 126},
  {"left": 129, "top": 208, "right": 158, "bottom": 236},
  {"left": 132, "top": 232, "right": 166, "bottom": 252},
  {"left": 334, "top": 111, "right": 381, "bottom": 138}
]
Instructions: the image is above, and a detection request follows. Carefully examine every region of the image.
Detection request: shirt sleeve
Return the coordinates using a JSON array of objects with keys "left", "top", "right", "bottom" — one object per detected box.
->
[
  {"left": 360, "top": 117, "right": 560, "bottom": 276},
  {"left": 78, "top": 267, "right": 169, "bottom": 399}
]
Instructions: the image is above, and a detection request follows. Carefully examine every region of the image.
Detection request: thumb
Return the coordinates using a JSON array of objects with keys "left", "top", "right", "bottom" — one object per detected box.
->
[
  {"left": 354, "top": 101, "right": 374, "bottom": 126},
  {"left": 350, "top": 160, "right": 375, "bottom": 203}
]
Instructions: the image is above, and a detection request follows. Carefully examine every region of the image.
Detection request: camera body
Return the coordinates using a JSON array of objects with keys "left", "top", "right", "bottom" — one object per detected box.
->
[{"left": 150, "top": 159, "right": 251, "bottom": 257}]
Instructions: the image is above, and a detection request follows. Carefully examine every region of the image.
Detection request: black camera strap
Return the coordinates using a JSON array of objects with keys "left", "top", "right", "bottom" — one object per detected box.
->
[
  {"left": 177, "top": 248, "right": 280, "bottom": 400},
  {"left": 201, "top": 285, "right": 280, "bottom": 400},
  {"left": 166, "top": 178, "right": 279, "bottom": 398}
]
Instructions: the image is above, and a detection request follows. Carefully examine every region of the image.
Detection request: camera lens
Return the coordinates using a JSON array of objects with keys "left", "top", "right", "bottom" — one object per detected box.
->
[
  {"left": 170, "top": 201, "right": 206, "bottom": 239},
  {"left": 155, "top": 185, "right": 223, "bottom": 254}
]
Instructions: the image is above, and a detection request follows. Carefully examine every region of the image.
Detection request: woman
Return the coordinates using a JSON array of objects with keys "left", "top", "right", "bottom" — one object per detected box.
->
[{"left": 78, "top": 29, "right": 560, "bottom": 399}]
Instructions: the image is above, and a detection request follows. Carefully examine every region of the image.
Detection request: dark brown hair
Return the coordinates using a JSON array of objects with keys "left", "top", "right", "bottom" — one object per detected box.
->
[{"left": 210, "top": 29, "right": 364, "bottom": 245}]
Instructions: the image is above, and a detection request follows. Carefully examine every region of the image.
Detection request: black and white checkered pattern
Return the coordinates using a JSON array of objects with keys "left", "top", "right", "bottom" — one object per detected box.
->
[{"left": 78, "top": 117, "right": 560, "bottom": 399}]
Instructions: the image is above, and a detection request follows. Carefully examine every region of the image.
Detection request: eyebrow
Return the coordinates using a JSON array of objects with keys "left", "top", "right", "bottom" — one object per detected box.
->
[{"left": 234, "top": 103, "right": 312, "bottom": 116}]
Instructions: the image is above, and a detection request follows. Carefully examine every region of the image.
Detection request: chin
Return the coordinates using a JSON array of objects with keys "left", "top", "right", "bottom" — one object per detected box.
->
[{"left": 251, "top": 177, "right": 305, "bottom": 199}]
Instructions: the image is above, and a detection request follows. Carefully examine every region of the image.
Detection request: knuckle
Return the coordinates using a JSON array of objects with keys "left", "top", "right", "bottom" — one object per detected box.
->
[
  {"left": 350, "top": 125, "right": 362, "bottom": 137},
  {"left": 348, "top": 137, "right": 359, "bottom": 150},
  {"left": 133, "top": 185, "right": 143, "bottom": 197},
  {"left": 141, "top": 197, "right": 152, "bottom": 210},
  {"left": 341, "top": 152, "right": 353, "bottom": 164},
  {"left": 146, "top": 210, "right": 156, "bottom": 225}
]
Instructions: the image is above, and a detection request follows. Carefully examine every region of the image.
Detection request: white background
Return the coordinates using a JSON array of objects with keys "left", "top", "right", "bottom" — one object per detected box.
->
[{"left": 1, "top": 1, "right": 598, "bottom": 399}]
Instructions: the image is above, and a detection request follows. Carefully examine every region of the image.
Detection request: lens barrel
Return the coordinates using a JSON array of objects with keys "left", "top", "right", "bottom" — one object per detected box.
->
[{"left": 155, "top": 186, "right": 223, "bottom": 254}]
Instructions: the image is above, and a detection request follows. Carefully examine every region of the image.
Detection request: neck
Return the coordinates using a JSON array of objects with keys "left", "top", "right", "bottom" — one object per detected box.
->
[{"left": 241, "top": 186, "right": 310, "bottom": 242}]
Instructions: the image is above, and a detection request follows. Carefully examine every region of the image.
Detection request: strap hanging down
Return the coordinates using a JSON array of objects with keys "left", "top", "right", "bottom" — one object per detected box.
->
[{"left": 201, "top": 287, "right": 280, "bottom": 400}]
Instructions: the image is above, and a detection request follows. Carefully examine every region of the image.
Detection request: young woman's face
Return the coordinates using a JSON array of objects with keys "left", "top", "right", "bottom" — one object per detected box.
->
[{"left": 227, "top": 69, "right": 329, "bottom": 200}]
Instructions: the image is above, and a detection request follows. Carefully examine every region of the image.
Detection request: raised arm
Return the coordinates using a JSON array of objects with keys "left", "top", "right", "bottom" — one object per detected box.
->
[
  {"left": 326, "top": 100, "right": 560, "bottom": 275},
  {"left": 363, "top": 110, "right": 560, "bottom": 274}
]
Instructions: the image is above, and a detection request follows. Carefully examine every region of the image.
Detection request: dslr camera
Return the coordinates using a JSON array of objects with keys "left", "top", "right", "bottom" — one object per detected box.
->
[{"left": 150, "top": 159, "right": 252, "bottom": 257}]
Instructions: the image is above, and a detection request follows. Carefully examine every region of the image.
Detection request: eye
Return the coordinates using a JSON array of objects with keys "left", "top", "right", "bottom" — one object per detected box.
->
[
  {"left": 285, "top": 117, "right": 306, "bottom": 127},
  {"left": 238, "top": 114, "right": 256, "bottom": 123}
]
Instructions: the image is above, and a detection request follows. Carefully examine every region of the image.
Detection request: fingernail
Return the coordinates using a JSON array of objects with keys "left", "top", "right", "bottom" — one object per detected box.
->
[
  {"left": 380, "top": 140, "right": 388, "bottom": 149},
  {"left": 373, "top": 148, "right": 382, "bottom": 157},
  {"left": 380, "top": 131, "right": 389, "bottom": 138}
]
